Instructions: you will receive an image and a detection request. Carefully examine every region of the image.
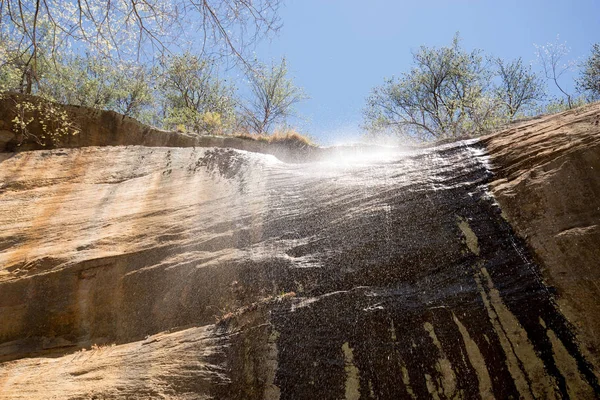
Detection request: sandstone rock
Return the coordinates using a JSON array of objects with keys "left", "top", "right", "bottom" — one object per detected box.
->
[
  {"left": 0, "top": 130, "right": 15, "bottom": 152},
  {"left": 483, "top": 104, "right": 600, "bottom": 375},
  {"left": 0, "top": 93, "right": 320, "bottom": 162},
  {"left": 0, "top": 103, "right": 599, "bottom": 398}
]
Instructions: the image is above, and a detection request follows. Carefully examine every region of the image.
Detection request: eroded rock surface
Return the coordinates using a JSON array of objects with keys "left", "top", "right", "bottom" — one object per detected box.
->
[
  {"left": 0, "top": 93, "right": 317, "bottom": 162},
  {"left": 0, "top": 105, "right": 599, "bottom": 399},
  {"left": 484, "top": 104, "right": 600, "bottom": 379}
]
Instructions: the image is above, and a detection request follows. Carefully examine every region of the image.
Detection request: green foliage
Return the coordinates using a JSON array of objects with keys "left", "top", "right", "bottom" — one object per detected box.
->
[
  {"left": 1, "top": 29, "right": 156, "bottom": 120},
  {"left": 240, "top": 58, "right": 307, "bottom": 134},
  {"left": 0, "top": 35, "right": 80, "bottom": 146},
  {"left": 0, "top": 0, "right": 300, "bottom": 142},
  {"left": 160, "top": 53, "right": 236, "bottom": 134},
  {"left": 43, "top": 55, "right": 154, "bottom": 120},
  {"left": 494, "top": 57, "right": 546, "bottom": 118},
  {"left": 536, "top": 96, "right": 589, "bottom": 115},
  {"left": 0, "top": 32, "right": 47, "bottom": 94},
  {"left": 1, "top": 37, "right": 308, "bottom": 138},
  {"left": 363, "top": 34, "right": 501, "bottom": 140},
  {"left": 2, "top": 94, "right": 79, "bottom": 146},
  {"left": 576, "top": 43, "right": 600, "bottom": 101},
  {"left": 0, "top": 54, "right": 25, "bottom": 93},
  {"left": 0, "top": 0, "right": 283, "bottom": 75}
]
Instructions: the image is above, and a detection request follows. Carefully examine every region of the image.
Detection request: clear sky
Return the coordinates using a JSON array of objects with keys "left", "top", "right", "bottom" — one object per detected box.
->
[{"left": 252, "top": 0, "right": 600, "bottom": 144}]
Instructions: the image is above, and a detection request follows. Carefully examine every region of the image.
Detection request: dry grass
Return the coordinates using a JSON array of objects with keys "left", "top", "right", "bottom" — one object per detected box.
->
[{"left": 233, "top": 129, "right": 316, "bottom": 147}]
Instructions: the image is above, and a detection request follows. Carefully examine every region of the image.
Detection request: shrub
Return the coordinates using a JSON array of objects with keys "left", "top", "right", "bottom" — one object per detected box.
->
[
  {"left": 576, "top": 43, "right": 600, "bottom": 101},
  {"left": 160, "top": 53, "right": 236, "bottom": 135},
  {"left": 234, "top": 128, "right": 315, "bottom": 147},
  {"left": 1, "top": 93, "right": 79, "bottom": 147},
  {"left": 363, "top": 33, "right": 500, "bottom": 141}
]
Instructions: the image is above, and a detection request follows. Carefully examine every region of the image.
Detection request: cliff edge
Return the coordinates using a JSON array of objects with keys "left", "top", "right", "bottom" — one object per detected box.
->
[{"left": 0, "top": 100, "right": 599, "bottom": 399}]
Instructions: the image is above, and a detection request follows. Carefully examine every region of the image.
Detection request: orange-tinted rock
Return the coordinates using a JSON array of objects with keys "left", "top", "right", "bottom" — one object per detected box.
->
[{"left": 0, "top": 101, "right": 599, "bottom": 399}]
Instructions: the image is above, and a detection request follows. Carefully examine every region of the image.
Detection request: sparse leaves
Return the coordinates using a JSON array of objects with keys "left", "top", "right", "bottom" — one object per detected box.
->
[
  {"left": 240, "top": 58, "right": 307, "bottom": 134},
  {"left": 576, "top": 43, "right": 600, "bottom": 101},
  {"left": 43, "top": 55, "right": 155, "bottom": 120},
  {"left": 534, "top": 36, "right": 576, "bottom": 108},
  {"left": 363, "top": 33, "right": 501, "bottom": 140},
  {"left": 494, "top": 57, "right": 545, "bottom": 119},
  {"left": 4, "top": 95, "right": 79, "bottom": 146},
  {"left": 0, "top": 0, "right": 283, "bottom": 79},
  {"left": 160, "top": 52, "right": 236, "bottom": 134}
]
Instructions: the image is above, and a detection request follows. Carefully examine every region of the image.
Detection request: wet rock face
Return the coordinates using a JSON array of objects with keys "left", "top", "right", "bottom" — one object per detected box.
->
[
  {"left": 0, "top": 109, "right": 600, "bottom": 398},
  {"left": 263, "top": 144, "right": 599, "bottom": 399},
  {"left": 484, "top": 105, "right": 600, "bottom": 376}
]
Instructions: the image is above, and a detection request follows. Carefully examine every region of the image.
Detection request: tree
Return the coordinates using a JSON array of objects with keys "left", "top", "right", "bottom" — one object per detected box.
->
[
  {"left": 240, "top": 58, "right": 306, "bottom": 134},
  {"left": 363, "top": 34, "right": 498, "bottom": 140},
  {"left": 576, "top": 43, "right": 600, "bottom": 101},
  {"left": 0, "top": 30, "right": 52, "bottom": 94},
  {"left": 0, "top": 44, "right": 156, "bottom": 122},
  {"left": 494, "top": 57, "right": 545, "bottom": 119},
  {"left": 534, "top": 36, "right": 575, "bottom": 109},
  {"left": 0, "top": 0, "right": 283, "bottom": 93},
  {"left": 112, "top": 64, "right": 156, "bottom": 120},
  {"left": 160, "top": 52, "right": 236, "bottom": 134},
  {"left": 46, "top": 55, "right": 155, "bottom": 119}
]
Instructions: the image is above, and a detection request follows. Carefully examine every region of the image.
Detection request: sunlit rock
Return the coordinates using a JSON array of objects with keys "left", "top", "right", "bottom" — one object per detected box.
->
[{"left": 0, "top": 102, "right": 599, "bottom": 399}]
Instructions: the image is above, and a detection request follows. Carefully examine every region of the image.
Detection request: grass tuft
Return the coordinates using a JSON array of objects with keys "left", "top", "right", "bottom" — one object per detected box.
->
[{"left": 233, "top": 128, "right": 315, "bottom": 147}]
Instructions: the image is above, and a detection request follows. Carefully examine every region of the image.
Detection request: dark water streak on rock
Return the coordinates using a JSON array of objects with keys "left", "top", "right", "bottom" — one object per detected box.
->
[{"left": 248, "top": 142, "right": 600, "bottom": 399}]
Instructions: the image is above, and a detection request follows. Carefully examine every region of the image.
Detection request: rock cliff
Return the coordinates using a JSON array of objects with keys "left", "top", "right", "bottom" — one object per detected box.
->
[
  {"left": 483, "top": 105, "right": 600, "bottom": 381},
  {"left": 0, "top": 100, "right": 599, "bottom": 399},
  {"left": 0, "top": 93, "right": 319, "bottom": 163}
]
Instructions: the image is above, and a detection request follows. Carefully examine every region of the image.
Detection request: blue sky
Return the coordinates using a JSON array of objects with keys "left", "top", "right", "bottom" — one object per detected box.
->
[{"left": 252, "top": 0, "right": 600, "bottom": 144}]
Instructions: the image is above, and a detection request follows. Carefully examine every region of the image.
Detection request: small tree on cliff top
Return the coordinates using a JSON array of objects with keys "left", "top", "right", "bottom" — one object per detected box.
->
[
  {"left": 534, "top": 36, "right": 576, "bottom": 109},
  {"left": 363, "top": 34, "right": 499, "bottom": 140},
  {"left": 494, "top": 57, "right": 546, "bottom": 119},
  {"left": 576, "top": 43, "right": 600, "bottom": 101},
  {"left": 160, "top": 52, "right": 236, "bottom": 134},
  {"left": 240, "top": 58, "right": 307, "bottom": 134}
]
